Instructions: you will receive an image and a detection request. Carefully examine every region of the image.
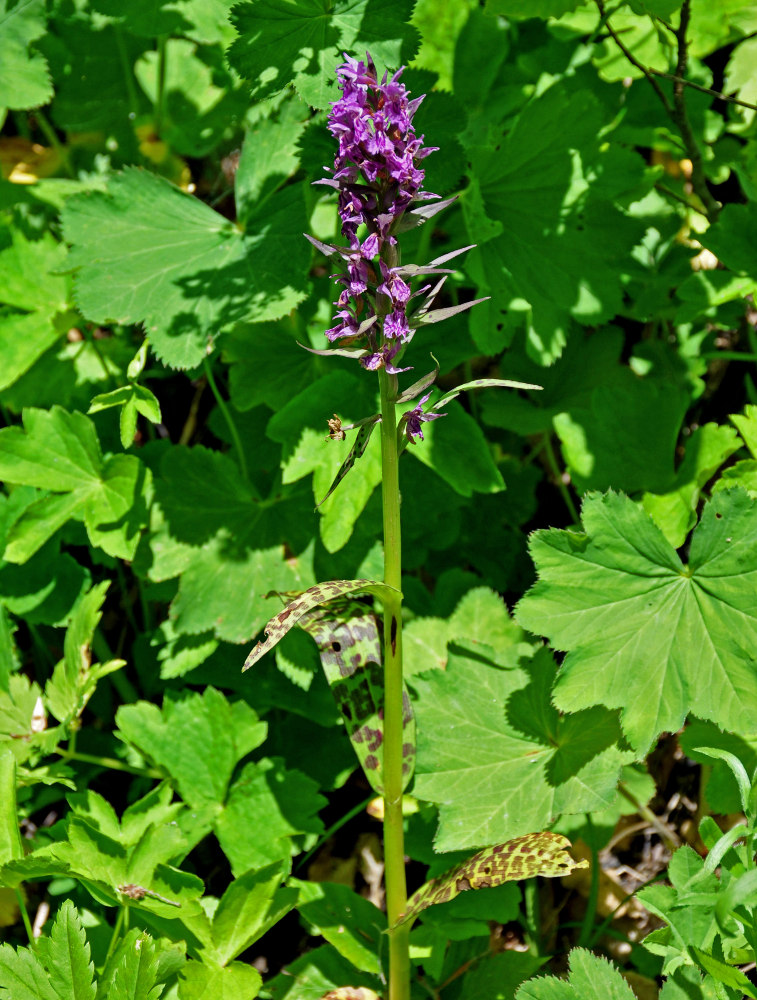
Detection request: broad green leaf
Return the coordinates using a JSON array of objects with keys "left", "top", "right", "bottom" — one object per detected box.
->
[
  {"left": 294, "top": 880, "right": 383, "bottom": 974},
  {"left": 463, "top": 82, "right": 648, "bottom": 362},
  {"left": 642, "top": 423, "right": 741, "bottom": 547},
  {"left": 731, "top": 405, "right": 757, "bottom": 458},
  {"left": 410, "top": 399, "right": 505, "bottom": 497},
  {"left": 0, "top": 231, "right": 70, "bottom": 392},
  {"left": 267, "top": 371, "right": 382, "bottom": 552},
  {"left": 243, "top": 580, "right": 401, "bottom": 670},
  {"left": 62, "top": 169, "right": 309, "bottom": 370},
  {"left": 228, "top": 0, "right": 420, "bottom": 108},
  {"left": 92, "top": 0, "right": 195, "bottom": 39},
  {"left": 210, "top": 862, "right": 297, "bottom": 965},
  {"left": 177, "top": 961, "right": 262, "bottom": 999},
  {"left": 145, "top": 445, "right": 315, "bottom": 643},
  {"left": 46, "top": 900, "right": 96, "bottom": 1000},
  {"left": 516, "top": 489, "right": 757, "bottom": 751},
  {"left": 116, "top": 688, "right": 266, "bottom": 809},
  {"left": 235, "top": 111, "right": 308, "bottom": 227},
  {"left": 0, "top": 408, "right": 151, "bottom": 562},
  {"left": 215, "top": 758, "right": 325, "bottom": 875},
  {"left": 553, "top": 375, "right": 690, "bottom": 494},
  {"left": 264, "top": 946, "right": 382, "bottom": 1000},
  {"left": 134, "top": 39, "right": 246, "bottom": 158},
  {"left": 224, "top": 320, "right": 323, "bottom": 413},
  {"left": 700, "top": 203, "right": 757, "bottom": 279},
  {"left": 293, "top": 597, "right": 416, "bottom": 793},
  {"left": 0, "top": 750, "right": 22, "bottom": 865},
  {"left": 515, "top": 948, "right": 636, "bottom": 999},
  {"left": 395, "top": 833, "right": 587, "bottom": 928},
  {"left": 458, "top": 952, "right": 547, "bottom": 1000},
  {"left": 413, "top": 647, "right": 631, "bottom": 851},
  {"left": 0, "top": 0, "right": 52, "bottom": 110},
  {"left": 106, "top": 934, "right": 163, "bottom": 1000},
  {"left": 0, "top": 942, "right": 58, "bottom": 1000}
]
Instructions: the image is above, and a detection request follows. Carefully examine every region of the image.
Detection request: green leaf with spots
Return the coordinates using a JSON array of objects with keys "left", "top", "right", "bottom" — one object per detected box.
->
[
  {"left": 62, "top": 169, "right": 309, "bottom": 370},
  {"left": 291, "top": 596, "right": 416, "bottom": 793},
  {"left": 243, "top": 580, "right": 401, "bottom": 671},
  {"left": 413, "top": 646, "right": 631, "bottom": 851},
  {"left": 228, "top": 0, "right": 420, "bottom": 108},
  {"left": 516, "top": 489, "right": 757, "bottom": 752},
  {"left": 394, "top": 833, "right": 587, "bottom": 928}
]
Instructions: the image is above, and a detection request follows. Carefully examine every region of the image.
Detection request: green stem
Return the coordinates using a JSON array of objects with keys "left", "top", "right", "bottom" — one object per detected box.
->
[
  {"left": 103, "top": 906, "right": 125, "bottom": 968},
  {"left": 32, "top": 109, "right": 74, "bottom": 179},
  {"left": 114, "top": 26, "right": 140, "bottom": 118},
  {"left": 15, "top": 889, "right": 36, "bottom": 949},
  {"left": 203, "top": 357, "right": 251, "bottom": 488},
  {"left": 294, "top": 795, "right": 373, "bottom": 872},
  {"left": 155, "top": 36, "right": 167, "bottom": 135},
  {"left": 378, "top": 360, "right": 410, "bottom": 1000},
  {"left": 60, "top": 749, "right": 164, "bottom": 780},
  {"left": 543, "top": 433, "right": 580, "bottom": 525}
]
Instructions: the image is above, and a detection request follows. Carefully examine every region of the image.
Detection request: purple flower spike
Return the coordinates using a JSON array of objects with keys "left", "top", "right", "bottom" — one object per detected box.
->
[{"left": 405, "top": 393, "right": 444, "bottom": 442}]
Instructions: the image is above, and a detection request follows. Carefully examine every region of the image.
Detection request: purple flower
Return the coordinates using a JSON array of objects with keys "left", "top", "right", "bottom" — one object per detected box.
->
[
  {"left": 384, "top": 309, "right": 412, "bottom": 342},
  {"left": 405, "top": 393, "right": 444, "bottom": 442},
  {"left": 325, "top": 308, "right": 361, "bottom": 342},
  {"left": 360, "top": 341, "right": 411, "bottom": 374}
]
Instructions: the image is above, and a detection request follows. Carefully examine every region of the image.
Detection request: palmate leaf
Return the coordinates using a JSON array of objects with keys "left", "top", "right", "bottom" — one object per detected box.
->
[
  {"left": 394, "top": 833, "right": 587, "bottom": 928},
  {"left": 461, "top": 78, "right": 648, "bottom": 362},
  {"left": 516, "top": 489, "right": 757, "bottom": 752},
  {"left": 413, "top": 646, "right": 631, "bottom": 851},
  {"left": 62, "top": 169, "right": 309, "bottom": 370},
  {"left": 228, "top": 0, "right": 420, "bottom": 109},
  {"left": 243, "top": 580, "right": 400, "bottom": 670},
  {"left": 293, "top": 596, "right": 415, "bottom": 793}
]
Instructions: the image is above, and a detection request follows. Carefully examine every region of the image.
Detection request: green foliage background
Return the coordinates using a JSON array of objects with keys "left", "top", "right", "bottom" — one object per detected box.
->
[{"left": 2, "top": 0, "right": 757, "bottom": 996}]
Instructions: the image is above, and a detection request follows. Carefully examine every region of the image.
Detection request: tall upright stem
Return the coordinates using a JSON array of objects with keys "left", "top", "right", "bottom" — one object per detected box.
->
[{"left": 378, "top": 363, "right": 410, "bottom": 998}]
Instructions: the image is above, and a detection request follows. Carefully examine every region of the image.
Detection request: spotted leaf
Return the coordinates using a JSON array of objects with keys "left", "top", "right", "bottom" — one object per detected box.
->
[
  {"left": 242, "top": 580, "right": 400, "bottom": 671},
  {"left": 296, "top": 597, "right": 415, "bottom": 795},
  {"left": 394, "top": 832, "right": 588, "bottom": 928}
]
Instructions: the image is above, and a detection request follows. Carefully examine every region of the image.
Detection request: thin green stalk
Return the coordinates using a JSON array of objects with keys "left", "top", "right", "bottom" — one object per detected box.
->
[
  {"left": 114, "top": 26, "right": 140, "bottom": 117},
  {"left": 378, "top": 360, "right": 410, "bottom": 1000},
  {"left": 618, "top": 781, "right": 680, "bottom": 852},
  {"left": 154, "top": 36, "right": 168, "bottom": 135},
  {"left": 32, "top": 109, "right": 74, "bottom": 178},
  {"left": 15, "top": 889, "right": 36, "bottom": 949},
  {"left": 523, "top": 878, "right": 541, "bottom": 954},
  {"left": 103, "top": 906, "right": 125, "bottom": 968},
  {"left": 543, "top": 433, "right": 580, "bottom": 525},
  {"left": 203, "top": 357, "right": 251, "bottom": 488},
  {"left": 294, "top": 795, "right": 373, "bottom": 872},
  {"left": 60, "top": 749, "right": 163, "bottom": 780}
]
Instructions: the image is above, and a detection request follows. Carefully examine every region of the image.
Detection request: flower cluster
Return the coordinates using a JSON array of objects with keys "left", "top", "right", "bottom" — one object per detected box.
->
[{"left": 315, "top": 53, "right": 437, "bottom": 374}]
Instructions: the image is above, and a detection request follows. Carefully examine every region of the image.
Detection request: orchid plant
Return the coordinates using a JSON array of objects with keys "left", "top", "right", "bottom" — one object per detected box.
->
[{"left": 244, "top": 53, "right": 545, "bottom": 1000}]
